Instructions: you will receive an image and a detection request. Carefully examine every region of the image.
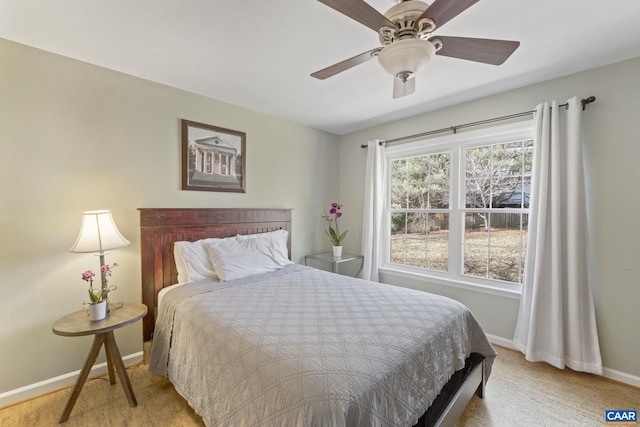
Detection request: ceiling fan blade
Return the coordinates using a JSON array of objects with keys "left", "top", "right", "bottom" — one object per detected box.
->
[
  {"left": 311, "top": 48, "right": 381, "bottom": 80},
  {"left": 415, "top": 0, "right": 479, "bottom": 30},
  {"left": 393, "top": 75, "right": 415, "bottom": 99},
  {"left": 434, "top": 36, "right": 520, "bottom": 65},
  {"left": 317, "top": 0, "right": 395, "bottom": 33}
]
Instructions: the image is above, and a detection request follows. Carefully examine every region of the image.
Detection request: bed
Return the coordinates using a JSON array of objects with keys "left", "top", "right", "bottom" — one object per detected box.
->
[{"left": 140, "top": 208, "right": 496, "bottom": 427}]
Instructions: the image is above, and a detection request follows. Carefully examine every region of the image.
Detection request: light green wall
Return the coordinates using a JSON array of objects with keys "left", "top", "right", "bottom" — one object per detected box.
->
[
  {"left": 339, "top": 57, "right": 640, "bottom": 378},
  {"left": 0, "top": 38, "right": 339, "bottom": 394}
]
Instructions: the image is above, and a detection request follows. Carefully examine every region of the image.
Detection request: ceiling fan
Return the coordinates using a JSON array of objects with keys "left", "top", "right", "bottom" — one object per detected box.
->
[{"left": 311, "top": 0, "right": 520, "bottom": 98}]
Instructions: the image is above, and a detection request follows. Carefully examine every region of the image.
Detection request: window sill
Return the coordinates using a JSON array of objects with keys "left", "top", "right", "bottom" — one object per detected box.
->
[{"left": 378, "top": 266, "right": 522, "bottom": 300}]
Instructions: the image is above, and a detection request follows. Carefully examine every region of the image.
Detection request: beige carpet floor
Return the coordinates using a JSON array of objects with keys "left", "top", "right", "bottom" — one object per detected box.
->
[{"left": 1, "top": 346, "right": 638, "bottom": 426}]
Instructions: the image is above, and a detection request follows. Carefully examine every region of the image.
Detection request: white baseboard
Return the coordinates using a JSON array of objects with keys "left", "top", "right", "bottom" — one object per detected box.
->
[
  {"left": 0, "top": 351, "right": 143, "bottom": 408},
  {"left": 485, "top": 334, "right": 640, "bottom": 388},
  {"left": 485, "top": 333, "right": 517, "bottom": 350},
  {"left": 602, "top": 367, "right": 640, "bottom": 388}
]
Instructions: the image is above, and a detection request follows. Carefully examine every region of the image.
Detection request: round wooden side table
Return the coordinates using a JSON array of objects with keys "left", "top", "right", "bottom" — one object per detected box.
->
[{"left": 52, "top": 302, "right": 147, "bottom": 423}]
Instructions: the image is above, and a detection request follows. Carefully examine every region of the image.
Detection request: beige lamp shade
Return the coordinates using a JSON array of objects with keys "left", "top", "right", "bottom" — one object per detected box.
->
[{"left": 69, "top": 210, "right": 130, "bottom": 254}]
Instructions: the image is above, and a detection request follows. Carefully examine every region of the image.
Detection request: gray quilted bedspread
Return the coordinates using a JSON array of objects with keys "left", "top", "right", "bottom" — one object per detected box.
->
[{"left": 149, "top": 264, "right": 496, "bottom": 427}]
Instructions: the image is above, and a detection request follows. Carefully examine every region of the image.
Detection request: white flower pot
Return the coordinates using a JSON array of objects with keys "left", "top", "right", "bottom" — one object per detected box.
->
[
  {"left": 88, "top": 301, "right": 107, "bottom": 321},
  {"left": 332, "top": 246, "right": 343, "bottom": 257}
]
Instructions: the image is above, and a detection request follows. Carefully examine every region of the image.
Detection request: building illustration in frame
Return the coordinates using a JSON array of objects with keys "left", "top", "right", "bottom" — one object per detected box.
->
[
  {"left": 182, "top": 119, "right": 246, "bottom": 192},
  {"left": 191, "top": 135, "right": 237, "bottom": 180}
]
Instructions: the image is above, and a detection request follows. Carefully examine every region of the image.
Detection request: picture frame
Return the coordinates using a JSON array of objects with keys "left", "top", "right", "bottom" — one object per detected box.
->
[{"left": 181, "top": 119, "right": 246, "bottom": 192}]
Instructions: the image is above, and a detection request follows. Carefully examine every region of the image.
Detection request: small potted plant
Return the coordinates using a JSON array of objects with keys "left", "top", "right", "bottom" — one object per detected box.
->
[
  {"left": 81, "top": 264, "right": 117, "bottom": 321},
  {"left": 322, "top": 202, "right": 348, "bottom": 257}
]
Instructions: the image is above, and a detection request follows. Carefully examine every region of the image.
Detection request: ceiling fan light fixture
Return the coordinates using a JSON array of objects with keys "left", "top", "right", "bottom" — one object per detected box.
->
[
  {"left": 313, "top": 0, "right": 520, "bottom": 97},
  {"left": 378, "top": 38, "right": 435, "bottom": 78}
]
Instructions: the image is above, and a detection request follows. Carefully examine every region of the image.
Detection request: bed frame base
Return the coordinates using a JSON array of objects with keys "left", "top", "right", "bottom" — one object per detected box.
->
[{"left": 417, "top": 353, "right": 485, "bottom": 427}]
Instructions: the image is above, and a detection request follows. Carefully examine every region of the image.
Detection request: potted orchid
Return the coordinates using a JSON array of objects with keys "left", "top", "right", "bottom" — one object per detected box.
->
[
  {"left": 81, "top": 263, "right": 118, "bottom": 321},
  {"left": 322, "top": 202, "right": 348, "bottom": 257}
]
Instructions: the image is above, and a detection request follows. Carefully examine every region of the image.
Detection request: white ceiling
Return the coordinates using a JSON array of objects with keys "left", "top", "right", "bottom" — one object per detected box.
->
[{"left": 2, "top": 0, "right": 640, "bottom": 135}]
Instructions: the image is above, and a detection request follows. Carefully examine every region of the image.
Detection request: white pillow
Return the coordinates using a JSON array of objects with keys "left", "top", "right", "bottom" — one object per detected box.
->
[
  {"left": 174, "top": 237, "right": 234, "bottom": 283},
  {"left": 204, "top": 237, "right": 292, "bottom": 281},
  {"left": 236, "top": 229, "right": 290, "bottom": 265}
]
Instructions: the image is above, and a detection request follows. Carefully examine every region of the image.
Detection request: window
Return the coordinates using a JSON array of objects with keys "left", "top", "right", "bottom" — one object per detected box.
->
[
  {"left": 390, "top": 152, "right": 450, "bottom": 272},
  {"left": 384, "top": 123, "right": 534, "bottom": 293}
]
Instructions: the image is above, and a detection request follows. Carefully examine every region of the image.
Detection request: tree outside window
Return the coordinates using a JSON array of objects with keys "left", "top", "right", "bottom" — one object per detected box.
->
[{"left": 387, "top": 134, "right": 533, "bottom": 287}]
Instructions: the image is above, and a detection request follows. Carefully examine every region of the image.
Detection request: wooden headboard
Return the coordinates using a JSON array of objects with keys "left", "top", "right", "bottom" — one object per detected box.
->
[{"left": 138, "top": 208, "right": 292, "bottom": 341}]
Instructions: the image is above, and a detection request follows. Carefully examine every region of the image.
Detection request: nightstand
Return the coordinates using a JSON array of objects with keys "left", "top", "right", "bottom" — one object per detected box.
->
[
  {"left": 52, "top": 302, "right": 147, "bottom": 423},
  {"left": 304, "top": 252, "right": 364, "bottom": 277}
]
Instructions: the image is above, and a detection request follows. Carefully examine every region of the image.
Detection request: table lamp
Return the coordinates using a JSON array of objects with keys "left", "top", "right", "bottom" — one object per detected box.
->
[{"left": 69, "top": 210, "right": 130, "bottom": 308}]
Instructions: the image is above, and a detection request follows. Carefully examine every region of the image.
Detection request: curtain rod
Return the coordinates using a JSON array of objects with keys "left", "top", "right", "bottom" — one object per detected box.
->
[{"left": 360, "top": 96, "right": 596, "bottom": 148}]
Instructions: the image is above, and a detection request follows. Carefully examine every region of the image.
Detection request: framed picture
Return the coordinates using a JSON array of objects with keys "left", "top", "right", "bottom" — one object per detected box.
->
[{"left": 182, "top": 119, "right": 246, "bottom": 192}]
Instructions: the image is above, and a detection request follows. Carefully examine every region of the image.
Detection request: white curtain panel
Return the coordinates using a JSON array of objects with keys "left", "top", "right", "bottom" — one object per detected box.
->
[
  {"left": 361, "top": 140, "right": 386, "bottom": 281},
  {"left": 513, "top": 97, "right": 602, "bottom": 374}
]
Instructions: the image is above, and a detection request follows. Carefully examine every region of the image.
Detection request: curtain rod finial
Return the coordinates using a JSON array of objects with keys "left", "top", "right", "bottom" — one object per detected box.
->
[{"left": 581, "top": 96, "right": 596, "bottom": 110}]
